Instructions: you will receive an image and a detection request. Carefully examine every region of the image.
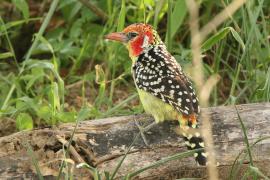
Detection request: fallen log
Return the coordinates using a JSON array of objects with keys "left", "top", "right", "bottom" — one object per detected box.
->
[{"left": 0, "top": 103, "right": 269, "bottom": 179}]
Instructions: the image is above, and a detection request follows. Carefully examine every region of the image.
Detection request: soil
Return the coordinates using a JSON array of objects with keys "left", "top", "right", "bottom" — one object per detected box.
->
[{"left": 0, "top": 118, "right": 17, "bottom": 137}]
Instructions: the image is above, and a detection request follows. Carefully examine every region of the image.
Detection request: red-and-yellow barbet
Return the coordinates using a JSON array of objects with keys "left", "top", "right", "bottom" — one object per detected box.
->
[{"left": 105, "top": 23, "right": 207, "bottom": 165}]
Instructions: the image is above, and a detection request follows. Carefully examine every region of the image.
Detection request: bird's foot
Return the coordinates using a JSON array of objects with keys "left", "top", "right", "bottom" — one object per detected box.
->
[{"left": 134, "top": 119, "right": 157, "bottom": 147}]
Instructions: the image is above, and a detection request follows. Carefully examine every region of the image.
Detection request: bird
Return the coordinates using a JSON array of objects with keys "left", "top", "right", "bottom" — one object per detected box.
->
[{"left": 105, "top": 23, "right": 207, "bottom": 165}]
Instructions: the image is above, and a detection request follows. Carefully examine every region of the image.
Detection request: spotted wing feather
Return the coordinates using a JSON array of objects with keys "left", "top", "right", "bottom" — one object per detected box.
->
[{"left": 133, "top": 45, "right": 199, "bottom": 116}]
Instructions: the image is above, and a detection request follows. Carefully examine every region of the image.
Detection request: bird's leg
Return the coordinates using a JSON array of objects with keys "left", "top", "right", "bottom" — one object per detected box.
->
[
  {"left": 178, "top": 117, "right": 189, "bottom": 135},
  {"left": 134, "top": 119, "right": 149, "bottom": 146},
  {"left": 188, "top": 114, "right": 198, "bottom": 128},
  {"left": 144, "top": 121, "right": 157, "bottom": 131},
  {"left": 134, "top": 119, "right": 157, "bottom": 147},
  {"left": 177, "top": 115, "right": 207, "bottom": 166}
]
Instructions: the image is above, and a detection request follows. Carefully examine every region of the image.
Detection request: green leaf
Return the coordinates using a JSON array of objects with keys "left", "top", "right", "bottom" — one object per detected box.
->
[
  {"left": 58, "top": 0, "right": 76, "bottom": 9},
  {"left": 249, "top": 166, "right": 270, "bottom": 180},
  {"left": 230, "top": 27, "right": 245, "bottom": 51},
  {"left": 25, "top": 67, "right": 44, "bottom": 90},
  {"left": 117, "top": 0, "right": 126, "bottom": 31},
  {"left": 153, "top": 0, "right": 166, "bottom": 28},
  {"left": 0, "top": 52, "right": 13, "bottom": 59},
  {"left": 12, "top": 0, "right": 30, "bottom": 20},
  {"left": 25, "top": 60, "right": 65, "bottom": 106},
  {"left": 201, "top": 27, "right": 231, "bottom": 52},
  {"left": 201, "top": 27, "right": 245, "bottom": 52},
  {"left": 0, "top": 18, "right": 41, "bottom": 34},
  {"left": 165, "top": 0, "right": 172, "bottom": 50},
  {"left": 170, "top": 0, "right": 187, "bottom": 38},
  {"left": 77, "top": 107, "right": 91, "bottom": 122},
  {"left": 95, "top": 65, "right": 106, "bottom": 107},
  {"left": 104, "top": 171, "right": 111, "bottom": 180},
  {"left": 16, "top": 96, "right": 38, "bottom": 112},
  {"left": 70, "top": 19, "right": 83, "bottom": 38},
  {"left": 37, "top": 105, "right": 51, "bottom": 122},
  {"left": 16, "top": 113, "right": 33, "bottom": 130},
  {"left": 68, "top": 2, "right": 82, "bottom": 20},
  {"left": 48, "top": 82, "right": 60, "bottom": 112},
  {"left": 55, "top": 111, "right": 76, "bottom": 123},
  {"left": 36, "top": 35, "right": 55, "bottom": 55}
]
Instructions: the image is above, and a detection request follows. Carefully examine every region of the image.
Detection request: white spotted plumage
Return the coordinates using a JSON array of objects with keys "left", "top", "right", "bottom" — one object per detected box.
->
[
  {"left": 106, "top": 23, "right": 206, "bottom": 166},
  {"left": 133, "top": 44, "right": 200, "bottom": 116}
]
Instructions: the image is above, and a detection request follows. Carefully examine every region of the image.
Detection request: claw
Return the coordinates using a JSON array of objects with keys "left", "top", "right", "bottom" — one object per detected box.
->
[{"left": 134, "top": 119, "right": 157, "bottom": 147}]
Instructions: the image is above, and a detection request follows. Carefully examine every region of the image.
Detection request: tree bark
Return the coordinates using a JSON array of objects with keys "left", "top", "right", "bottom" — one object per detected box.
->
[{"left": 0, "top": 103, "right": 270, "bottom": 179}]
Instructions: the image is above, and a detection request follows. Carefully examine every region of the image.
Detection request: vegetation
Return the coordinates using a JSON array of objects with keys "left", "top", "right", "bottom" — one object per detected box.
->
[{"left": 0, "top": 0, "right": 269, "bottom": 179}]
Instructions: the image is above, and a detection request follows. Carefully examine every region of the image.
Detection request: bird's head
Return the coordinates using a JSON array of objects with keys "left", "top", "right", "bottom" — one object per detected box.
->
[{"left": 105, "top": 23, "right": 162, "bottom": 58}]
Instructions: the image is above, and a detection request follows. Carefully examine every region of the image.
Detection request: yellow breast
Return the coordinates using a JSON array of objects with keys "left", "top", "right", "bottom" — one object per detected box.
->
[{"left": 137, "top": 89, "right": 180, "bottom": 123}]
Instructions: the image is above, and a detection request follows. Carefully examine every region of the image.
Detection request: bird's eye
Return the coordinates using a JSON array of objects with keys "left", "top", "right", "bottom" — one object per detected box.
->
[{"left": 127, "top": 32, "right": 138, "bottom": 40}]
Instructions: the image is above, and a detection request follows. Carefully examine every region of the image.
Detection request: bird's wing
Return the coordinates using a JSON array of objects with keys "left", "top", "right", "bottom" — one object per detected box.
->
[{"left": 133, "top": 46, "right": 199, "bottom": 116}]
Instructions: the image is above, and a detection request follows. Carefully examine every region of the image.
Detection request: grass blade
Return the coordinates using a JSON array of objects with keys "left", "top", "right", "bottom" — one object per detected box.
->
[
  {"left": 23, "top": 0, "right": 59, "bottom": 69},
  {"left": 201, "top": 27, "right": 231, "bottom": 52},
  {"left": 201, "top": 27, "right": 245, "bottom": 53},
  {"left": 230, "top": 27, "right": 245, "bottom": 51},
  {"left": 57, "top": 107, "right": 90, "bottom": 179},
  {"left": 170, "top": 0, "right": 187, "bottom": 38},
  {"left": 249, "top": 166, "right": 270, "bottom": 180},
  {"left": 76, "top": 163, "right": 100, "bottom": 179},
  {"left": 117, "top": 0, "right": 126, "bottom": 32},
  {"left": 234, "top": 105, "right": 253, "bottom": 166},
  {"left": 0, "top": 0, "right": 60, "bottom": 116},
  {"left": 126, "top": 148, "right": 203, "bottom": 178},
  {"left": 0, "top": 52, "right": 13, "bottom": 59},
  {"left": 229, "top": 136, "right": 270, "bottom": 179},
  {"left": 153, "top": 0, "right": 165, "bottom": 28},
  {"left": 12, "top": 0, "right": 30, "bottom": 20},
  {"left": 165, "top": 0, "right": 172, "bottom": 51},
  {"left": 110, "top": 132, "right": 141, "bottom": 180},
  {"left": 103, "top": 93, "right": 138, "bottom": 117},
  {"left": 26, "top": 143, "right": 44, "bottom": 180}
]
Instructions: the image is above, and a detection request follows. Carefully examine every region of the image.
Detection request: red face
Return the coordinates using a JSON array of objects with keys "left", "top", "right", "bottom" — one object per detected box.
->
[{"left": 105, "top": 23, "right": 154, "bottom": 57}]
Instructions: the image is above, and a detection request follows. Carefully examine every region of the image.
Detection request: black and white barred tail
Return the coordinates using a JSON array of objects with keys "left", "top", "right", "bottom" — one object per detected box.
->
[{"left": 182, "top": 130, "right": 207, "bottom": 165}]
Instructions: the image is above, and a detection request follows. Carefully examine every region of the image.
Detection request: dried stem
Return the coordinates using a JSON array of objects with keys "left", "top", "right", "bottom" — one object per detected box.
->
[
  {"left": 185, "top": 0, "right": 247, "bottom": 179},
  {"left": 185, "top": 1, "right": 219, "bottom": 179},
  {"left": 78, "top": 0, "right": 108, "bottom": 22},
  {"left": 200, "top": 0, "right": 247, "bottom": 41}
]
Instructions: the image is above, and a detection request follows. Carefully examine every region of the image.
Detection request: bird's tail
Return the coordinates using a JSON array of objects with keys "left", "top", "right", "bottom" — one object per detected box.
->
[
  {"left": 182, "top": 132, "right": 207, "bottom": 165},
  {"left": 179, "top": 115, "right": 207, "bottom": 165}
]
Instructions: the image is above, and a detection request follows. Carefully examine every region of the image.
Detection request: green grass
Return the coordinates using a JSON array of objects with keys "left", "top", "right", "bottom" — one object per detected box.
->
[
  {"left": 1, "top": 0, "right": 268, "bottom": 127},
  {"left": 0, "top": 0, "right": 270, "bottom": 179}
]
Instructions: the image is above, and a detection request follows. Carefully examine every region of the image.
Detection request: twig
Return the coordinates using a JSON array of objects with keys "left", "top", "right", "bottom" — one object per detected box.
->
[
  {"left": 200, "top": 74, "right": 220, "bottom": 103},
  {"left": 56, "top": 135, "right": 85, "bottom": 163},
  {"left": 185, "top": 1, "right": 219, "bottom": 179},
  {"left": 56, "top": 135, "right": 95, "bottom": 178},
  {"left": 185, "top": 0, "right": 247, "bottom": 179},
  {"left": 77, "top": 0, "right": 108, "bottom": 21},
  {"left": 66, "top": 80, "right": 84, "bottom": 89},
  {"left": 94, "top": 152, "right": 132, "bottom": 166},
  {"left": 200, "top": 0, "right": 247, "bottom": 41},
  {"left": 76, "top": 138, "right": 97, "bottom": 164}
]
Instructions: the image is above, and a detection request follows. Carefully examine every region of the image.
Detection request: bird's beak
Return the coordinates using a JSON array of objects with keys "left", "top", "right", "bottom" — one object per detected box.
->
[{"left": 105, "top": 32, "right": 128, "bottom": 43}]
